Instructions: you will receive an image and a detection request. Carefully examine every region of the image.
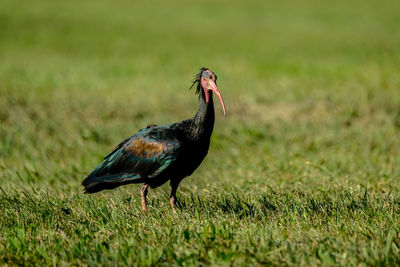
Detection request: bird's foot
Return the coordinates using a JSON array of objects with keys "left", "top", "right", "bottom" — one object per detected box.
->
[
  {"left": 141, "top": 184, "right": 149, "bottom": 212},
  {"left": 170, "top": 196, "right": 178, "bottom": 214},
  {"left": 142, "top": 204, "right": 148, "bottom": 212}
]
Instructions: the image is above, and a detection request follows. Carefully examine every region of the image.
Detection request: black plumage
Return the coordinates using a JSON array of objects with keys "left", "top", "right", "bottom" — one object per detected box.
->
[{"left": 82, "top": 68, "right": 226, "bottom": 213}]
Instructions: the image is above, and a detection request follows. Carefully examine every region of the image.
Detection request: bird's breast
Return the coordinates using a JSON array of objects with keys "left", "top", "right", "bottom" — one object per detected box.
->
[{"left": 174, "top": 140, "right": 210, "bottom": 176}]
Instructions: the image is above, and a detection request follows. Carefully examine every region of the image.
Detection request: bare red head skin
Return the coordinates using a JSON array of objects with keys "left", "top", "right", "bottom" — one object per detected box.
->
[{"left": 200, "top": 70, "right": 226, "bottom": 115}]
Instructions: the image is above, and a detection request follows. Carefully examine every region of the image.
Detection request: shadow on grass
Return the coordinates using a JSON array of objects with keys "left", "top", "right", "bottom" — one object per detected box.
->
[{"left": 175, "top": 189, "right": 399, "bottom": 221}]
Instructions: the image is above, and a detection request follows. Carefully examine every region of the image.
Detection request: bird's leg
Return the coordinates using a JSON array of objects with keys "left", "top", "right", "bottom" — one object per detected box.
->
[
  {"left": 141, "top": 184, "right": 149, "bottom": 211},
  {"left": 169, "top": 182, "right": 180, "bottom": 214}
]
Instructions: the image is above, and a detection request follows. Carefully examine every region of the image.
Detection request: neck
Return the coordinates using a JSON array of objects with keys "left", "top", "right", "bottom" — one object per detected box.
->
[{"left": 190, "top": 89, "right": 215, "bottom": 140}]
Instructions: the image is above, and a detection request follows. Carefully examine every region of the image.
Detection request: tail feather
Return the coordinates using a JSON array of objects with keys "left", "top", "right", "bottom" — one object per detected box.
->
[{"left": 82, "top": 173, "right": 144, "bottom": 193}]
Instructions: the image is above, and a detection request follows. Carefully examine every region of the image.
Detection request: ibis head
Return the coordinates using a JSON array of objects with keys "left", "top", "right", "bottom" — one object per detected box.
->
[{"left": 200, "top": 68, "right": 226, "bottom": 115}]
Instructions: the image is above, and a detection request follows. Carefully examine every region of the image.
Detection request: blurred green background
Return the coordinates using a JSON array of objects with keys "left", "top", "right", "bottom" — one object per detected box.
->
[{"left": 1, "top": 0, "right": 400, "bottom": 265}]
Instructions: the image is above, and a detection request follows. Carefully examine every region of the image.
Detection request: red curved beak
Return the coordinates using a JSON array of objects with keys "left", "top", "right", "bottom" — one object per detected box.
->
[{"left": 201, "top": 79, "right": 226, "bottom": 115}]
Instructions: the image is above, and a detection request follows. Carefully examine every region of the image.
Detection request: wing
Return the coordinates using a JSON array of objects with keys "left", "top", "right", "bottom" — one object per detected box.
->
[{"left": 87, "top": 125, "right": 181, "bottom": 181}]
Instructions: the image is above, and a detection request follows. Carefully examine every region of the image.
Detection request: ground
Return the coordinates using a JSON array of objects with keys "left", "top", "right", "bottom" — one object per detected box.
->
[{"left": 0, "top": 0, "right": 400, "bottom": 265}]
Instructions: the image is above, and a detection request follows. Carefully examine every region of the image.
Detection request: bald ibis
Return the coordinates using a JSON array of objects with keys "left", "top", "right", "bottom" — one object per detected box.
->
[{"left": 82, "top": 68, "right": 226, "bottom": 213}]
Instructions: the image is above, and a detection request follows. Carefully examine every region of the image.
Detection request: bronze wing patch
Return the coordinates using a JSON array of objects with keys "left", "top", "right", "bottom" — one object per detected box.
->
[{"left": 125, "top": 138, "right": 168, "bottom": 158}]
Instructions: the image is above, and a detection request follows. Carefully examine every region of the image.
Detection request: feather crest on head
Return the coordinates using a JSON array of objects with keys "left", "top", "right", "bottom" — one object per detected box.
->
[{"left": 190, "top": 67, "right": 208, "bottom": 94}]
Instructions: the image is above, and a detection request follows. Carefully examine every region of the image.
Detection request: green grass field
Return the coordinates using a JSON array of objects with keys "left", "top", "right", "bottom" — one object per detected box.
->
[{"left": 1, "top": 0, "right": 400, "bottom": 265}]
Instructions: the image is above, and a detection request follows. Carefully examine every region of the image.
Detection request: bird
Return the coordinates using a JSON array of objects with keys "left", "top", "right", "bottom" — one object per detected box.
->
[{"left": 81, "top": 67, "right": 226, "bottom": 213}]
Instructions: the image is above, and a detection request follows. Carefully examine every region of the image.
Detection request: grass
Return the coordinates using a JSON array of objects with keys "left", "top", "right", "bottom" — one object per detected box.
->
[{"left": 1, "top": 0, "right": 400, "bottom": 265}]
